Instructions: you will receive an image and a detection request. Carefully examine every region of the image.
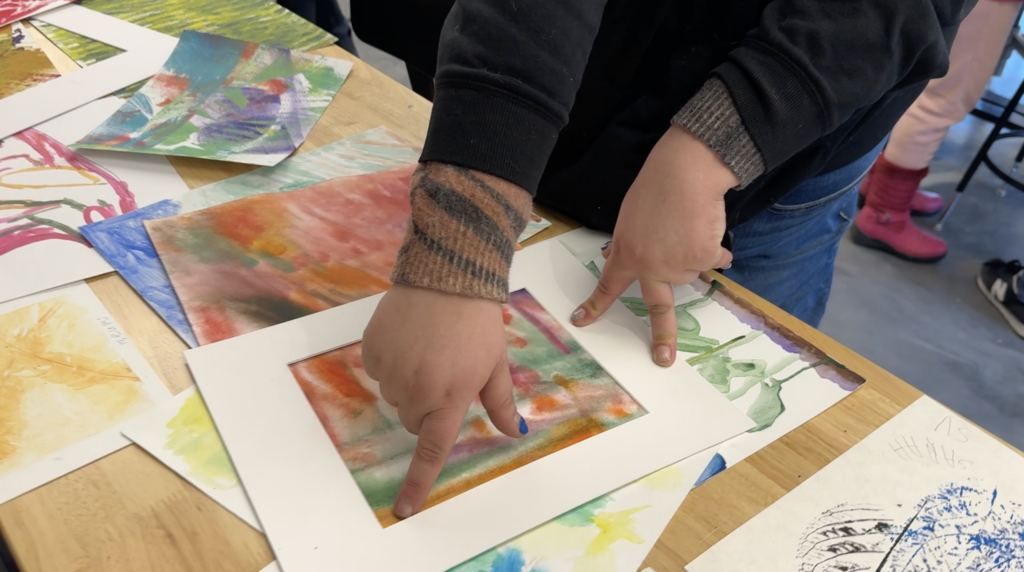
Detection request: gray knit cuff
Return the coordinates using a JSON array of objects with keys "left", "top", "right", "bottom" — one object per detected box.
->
[{"left": 672, "top": 77, "right": 766, "bottom": 188}]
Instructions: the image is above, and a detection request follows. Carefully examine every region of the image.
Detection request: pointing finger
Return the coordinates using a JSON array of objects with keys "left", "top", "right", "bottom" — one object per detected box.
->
[
  {"left": 479, "top": 358, "right": 527, "bottom": 439},
  {"left": 571, "top": 254, "right": 634, "bottom": 327},
  {"left": 640, "top": 278, "right": 678, "bottom": 366},
  {"left": 394, "top": 404, "right": 469, "bottom": 519}
]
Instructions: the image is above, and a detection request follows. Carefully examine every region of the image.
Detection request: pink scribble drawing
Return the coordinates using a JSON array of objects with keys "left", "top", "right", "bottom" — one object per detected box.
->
[{"left": 0, "top": 129, "right": 137, "bottom": 256}]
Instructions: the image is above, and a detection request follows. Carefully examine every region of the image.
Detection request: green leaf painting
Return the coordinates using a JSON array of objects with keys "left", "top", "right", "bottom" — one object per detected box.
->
[{"left": 561, "top": 240, "right": 838, "bottom": 432}]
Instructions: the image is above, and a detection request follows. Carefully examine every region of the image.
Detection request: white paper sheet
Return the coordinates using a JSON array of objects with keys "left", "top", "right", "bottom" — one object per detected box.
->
[
  {"left": 0, "top": 98, "right": 190, "bottom": 303},
  {"left": 0, "top": 4, "right": 178, "bottom": 138},
  {"left": 186, "top": 238, "right": 752, "bottom": 572},
  {"left": 120, "top": 387, "right": 261, "bottom": 530},
  {"left": 0, "top": 282, "right": 170, "bottom": 505},
  {"left": 687, "top": 396, "right": 1024, "bottom": 572}
]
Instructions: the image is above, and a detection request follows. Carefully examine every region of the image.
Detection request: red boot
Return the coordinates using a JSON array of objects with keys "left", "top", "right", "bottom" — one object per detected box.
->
[
  {"left": 852, "top": 155, "right": 948, "bottom": 262},
  {"left": 857, "top": 164, "right": 944, "bottom": 216}
]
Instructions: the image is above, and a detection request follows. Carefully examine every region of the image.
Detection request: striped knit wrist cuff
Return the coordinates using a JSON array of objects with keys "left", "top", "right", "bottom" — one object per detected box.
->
[
  {"left": 672, "top": 77, "right": 766, "bottom": 188},
  {"left": 391, "top": 163, "right": 534, "bottom": 303}
]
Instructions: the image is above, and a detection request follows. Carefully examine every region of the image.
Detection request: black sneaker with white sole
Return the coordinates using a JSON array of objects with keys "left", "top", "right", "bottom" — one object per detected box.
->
[{"left": 977, "top": 259, "right": 1024, "bottom": 338}]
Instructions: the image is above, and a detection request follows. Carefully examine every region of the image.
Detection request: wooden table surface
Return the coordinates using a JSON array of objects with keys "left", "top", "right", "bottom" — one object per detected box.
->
[{"left": 0, "top": 44, "right": 995, "bottom": 572}]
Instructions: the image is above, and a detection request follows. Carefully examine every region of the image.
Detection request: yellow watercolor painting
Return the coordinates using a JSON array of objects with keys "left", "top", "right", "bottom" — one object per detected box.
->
[
  {"left": 163, "top": 391, "right": 238, "bottom": 489},
  {"left": 0, "top": 296, "right": 155, "bottom": 477}
]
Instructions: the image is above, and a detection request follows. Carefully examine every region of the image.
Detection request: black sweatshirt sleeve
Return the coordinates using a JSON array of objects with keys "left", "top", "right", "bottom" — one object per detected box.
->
[
  {"left": 418, "top": 0, "right": 610, "bottom": 194},
  {"left": 709, "top": 0, "right": 974, "bottom": 174}
]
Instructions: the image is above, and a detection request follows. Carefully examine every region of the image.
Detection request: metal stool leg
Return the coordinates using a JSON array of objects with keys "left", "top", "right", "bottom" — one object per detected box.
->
[
  {"left": 995, "top": 139, "right": 1024, "bottom": 196},
  {"left": 936, "top": 62, "right": 1024, "bottom": 231}
]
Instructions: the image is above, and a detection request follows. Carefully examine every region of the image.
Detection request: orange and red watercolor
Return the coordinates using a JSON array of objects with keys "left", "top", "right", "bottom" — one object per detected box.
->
[{"left": 290, "top": 289, "right": 646, "bottom": 526}]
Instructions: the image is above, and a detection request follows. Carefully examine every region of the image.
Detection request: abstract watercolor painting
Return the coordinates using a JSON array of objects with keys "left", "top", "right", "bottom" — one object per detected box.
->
[
  {"left": 0, "top": 0, "right": 74, "bottom": 28},
  {"left": 81, "top": 127, "right": 420, "bottom": 347},
  {"left": 687, "top": 396, "right": 1024, "bottom": 572},
  {"left": 290, "top": 289, "right": 646, "bottom": 526},
  {"left": 0, "top": 282, "right": 168, "bottom": 504},
  {"left": 0, "top": 98, "right": 189, "bottom": 303},
  {"left": 74, "top": 31, "right": 352, "bottom": 166},
  {"left": 33, "top": 0, "right": 334, "bottom": 68},
  {"left": 147, "top": 164, "right": 415, "bottom": 345},
  {"left": 557, "top": 228, "right": 864, "bottom": 487},
  {"left": 450, "top": 449, "right": 717, "bottom": 572},
  {"left": 0, "top": 22, "right": 60, "bottom": 100},
  {"left": 177, "top": 127, "right": 421, "bottom": 211},
  {"left": 120, "top": 387, "right": 261, "bottom": 529}
]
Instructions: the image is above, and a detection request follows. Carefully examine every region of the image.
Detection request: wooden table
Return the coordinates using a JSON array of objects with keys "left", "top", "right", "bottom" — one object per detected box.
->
[{"left": 0, "top": 44, "right": 972, "bottom": 572}]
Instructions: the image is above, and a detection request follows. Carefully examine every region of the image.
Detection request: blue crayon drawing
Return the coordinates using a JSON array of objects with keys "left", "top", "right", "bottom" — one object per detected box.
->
[{"left": 80, "top": 199, "right": 197, "bottom": 347}]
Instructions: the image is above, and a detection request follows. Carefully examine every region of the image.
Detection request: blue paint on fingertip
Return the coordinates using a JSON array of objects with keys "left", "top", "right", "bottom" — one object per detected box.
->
[{"left": 519, "top": 416, "right": 529, "bottom": 435}]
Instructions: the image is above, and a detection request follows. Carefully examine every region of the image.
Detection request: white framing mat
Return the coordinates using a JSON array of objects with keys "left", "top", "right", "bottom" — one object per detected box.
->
[
  {"left": 186, "top": 238, "right": 753, "bottom": 572},
  {"left": 0, "top": 3, "right": 178, "bottom": 138}
]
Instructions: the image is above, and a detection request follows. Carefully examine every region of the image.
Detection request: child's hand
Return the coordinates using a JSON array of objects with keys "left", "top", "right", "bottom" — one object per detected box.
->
[
  {"left": 571, "top": 125, "right": 737, "bottom": 366},
  {"left": 362, "top": 284, "right": 526, "bottom": 519}
]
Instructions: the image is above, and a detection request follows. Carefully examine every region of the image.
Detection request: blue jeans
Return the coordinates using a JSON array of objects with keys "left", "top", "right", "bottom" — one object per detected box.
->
[{"left": 723, "top": 143, "right": 883, "bottom": 327}]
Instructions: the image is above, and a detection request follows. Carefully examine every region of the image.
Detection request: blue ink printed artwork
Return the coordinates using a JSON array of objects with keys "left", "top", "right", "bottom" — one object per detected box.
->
[
  {"left": 885, "top": 483, "right": 1024, "bottom": 571},
  {"left": 80, "top": 199, "right": 197, "bottom": 347},
  {"left": 797, "top": 483, "right": 1024, "bottom": 572}
]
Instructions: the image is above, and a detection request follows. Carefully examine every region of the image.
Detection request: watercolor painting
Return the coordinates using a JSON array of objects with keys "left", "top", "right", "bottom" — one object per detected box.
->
[
  {"left": 178, "top": 127, "right": 420, "bottom": 211},
  {"left": 449, "top": 451, "right": 716, "bottom": 572},
  {"left": 120, "top": 387, "right": 261, "bottom": 529},
  {"left": 81, "top": 200, "right": 198, "bottom": 346},
  {"left": 73, "top": 31, "right": 352, "bottom": 166},
  {"left": 0, "top": 294, "right": 152, "bottom": 476},
  {"left": 558, "top": 229, "right": 865, "bottom": 488},
  {"left": 0, "top": 283, "right": 168, "bottom": 504},
  {"left": 147, "top": 164, "right": 415, "bottom": 345},
  {"left": 0, "top": 0, "right": 74, "bottom": 28},
  {"left": 0, "top": 22, "right": 60, "bottom": 100},
  {"left": 687, "top": 397, "right": 1024, "bottom": 572},
  {"left": 33, "top": 0, "right": 334, "bottom": 68},
  {"left": 163, "top": 390, "right": 237, "bottom": 490},
  {"left": 692, "top": 332, "right": 857, "bottom": 487},
  {"left": 82, "top": 127, "right": 420, "bottom": 347},
  {"left": 290, "top": 289, "right": 645, "bottom": 526}
]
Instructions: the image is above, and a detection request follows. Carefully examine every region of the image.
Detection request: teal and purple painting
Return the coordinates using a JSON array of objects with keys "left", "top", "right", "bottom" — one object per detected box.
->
[{"left": 72, "top": 31, "right": 352, "bottom": 166}]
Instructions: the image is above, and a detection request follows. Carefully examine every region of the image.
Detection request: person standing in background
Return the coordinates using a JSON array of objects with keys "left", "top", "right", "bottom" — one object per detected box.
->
[
  {"left": 278, "top": 0, "right": 359, "bottom": 56},
  {"left": 853, "top": 0, "right": 1022, "bottom": 262}
]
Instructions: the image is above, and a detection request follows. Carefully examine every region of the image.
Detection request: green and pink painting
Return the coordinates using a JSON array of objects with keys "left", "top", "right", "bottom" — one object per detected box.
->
[
  {"left": 72, "top": 31, "right": 352, "bottom": 166},
  {"left": 290, "top": 289, "right": 646, "bottom": 527}
]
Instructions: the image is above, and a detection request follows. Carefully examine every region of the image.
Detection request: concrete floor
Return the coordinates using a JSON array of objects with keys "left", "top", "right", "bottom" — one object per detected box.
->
[
  {"left": 821, "top": 88, "right": 1024, "bottom": 451},
  {"left": 339, "top": 7, "right": 1024, "bottom": 449}
]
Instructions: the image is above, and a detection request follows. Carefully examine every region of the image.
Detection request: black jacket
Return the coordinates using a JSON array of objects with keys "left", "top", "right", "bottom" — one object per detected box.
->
[{"left": 418, "top": 0, "right": 975, "bottom": 231}]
